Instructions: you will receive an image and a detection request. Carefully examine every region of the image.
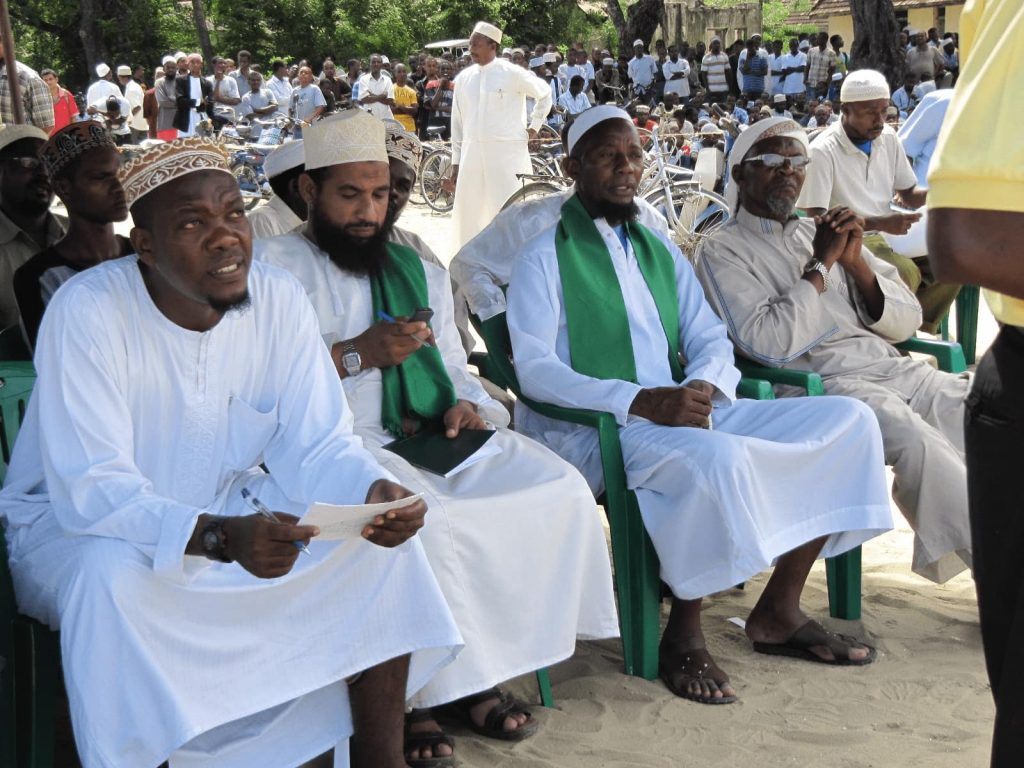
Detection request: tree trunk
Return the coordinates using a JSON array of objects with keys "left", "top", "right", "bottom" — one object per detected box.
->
[
  {"left": 607, "top": 0, "right": 664, "bottom": 53},
  {"left": 77, "top": 0, "right": 108, "bottom": 77},
  {"left": 191, "top": 0, "right": 215, "bottom": 63},
  {"left": 850, "top": 0, "right": 904, "bottom": 88}
]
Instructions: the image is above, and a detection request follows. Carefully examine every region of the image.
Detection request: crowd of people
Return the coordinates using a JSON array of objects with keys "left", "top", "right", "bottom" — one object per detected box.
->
[
  {"left": 0, "top": 5, "right": 1021, "bottom": 768},
  {"left": 1, "top": 23, "right": 961, "bottom": 149}
]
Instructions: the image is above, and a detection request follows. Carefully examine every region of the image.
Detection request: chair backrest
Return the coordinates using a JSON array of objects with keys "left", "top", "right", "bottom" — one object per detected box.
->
[
  {"left": 0, "top": 363, "right": 37, "bottom": 680},
  {"left": 0, "top": 326, "right": 31, "bottom": 363},
  {"left": 468, "top": 312, "right": 522, "bottom": 398},
  {"left": 0, "top": 362, "right": 36, "bottom": 485}
]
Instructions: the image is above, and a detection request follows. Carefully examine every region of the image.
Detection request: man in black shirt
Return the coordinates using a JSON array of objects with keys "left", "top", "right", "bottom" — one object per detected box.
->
[{"left": 14, "top": 122, "right": 131, "bottom": 348}]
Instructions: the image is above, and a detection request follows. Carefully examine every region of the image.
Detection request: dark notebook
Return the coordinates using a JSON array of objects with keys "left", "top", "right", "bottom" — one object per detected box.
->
[{"left": 383, "top": 428, "right": 499, "bottom": 478}]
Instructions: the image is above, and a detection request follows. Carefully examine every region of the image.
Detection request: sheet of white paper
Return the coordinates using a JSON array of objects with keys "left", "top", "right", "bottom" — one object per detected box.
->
[
  {"left": 302, "top": 493, "right": 424, "bottom": 541},
  {"left": 727, "top": 617, "right": 747, "bottom": 629},
  {"left": 441, "top": 438, "right": 503, "bottom": 479}
]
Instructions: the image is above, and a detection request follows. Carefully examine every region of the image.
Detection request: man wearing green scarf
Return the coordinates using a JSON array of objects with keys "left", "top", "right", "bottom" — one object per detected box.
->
[
  {"left": 508, "top": 106, "right": 894, "bottom": 706},
  {"left": 257, "top": 109, "right": 619, "bottom": 766}
]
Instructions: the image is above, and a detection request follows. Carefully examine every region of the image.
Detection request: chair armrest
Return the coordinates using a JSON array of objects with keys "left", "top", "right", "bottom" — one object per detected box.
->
[
  {"left": 735, "top": 359, "right": 826, "bottom": 396},
  {"left": 894, "top": 337, "right": 967, "bottom": 373},
  {"left": 737, "top": 376, "right": 773, "bottom": 400},
  {"left": 517, "top": 394, "right": 613, "bottom": 432}
]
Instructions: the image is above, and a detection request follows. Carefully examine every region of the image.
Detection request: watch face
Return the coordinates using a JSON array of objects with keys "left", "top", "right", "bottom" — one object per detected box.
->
[{"left": 202, "top": 529, "right": 220, "bottom": 553}]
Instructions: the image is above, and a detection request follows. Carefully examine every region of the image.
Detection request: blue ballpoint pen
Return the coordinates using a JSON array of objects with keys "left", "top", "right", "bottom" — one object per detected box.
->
[
  {"left": 240, "top": 487, "right": 312, "bottom": 556},
  {"left": 376, "top": 310, "right": 428, "bottom": 346}
]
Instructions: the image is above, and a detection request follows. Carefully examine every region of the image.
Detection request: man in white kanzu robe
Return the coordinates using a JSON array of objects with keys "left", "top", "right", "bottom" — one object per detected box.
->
[
  {"left": 0, "top": 138, "right": 462, "bottom": 768},
  {"left": 508, "top": 108, "right": 893, "bottom": 705},
  {"left": 257, "top": 109, "right": 618, "bottom": 760},
  {"left": 450, "top": 22, "right": 552, "bottom": 249},
  {"left": 697, "top": 116, "right": 971, "bottom": 583}
]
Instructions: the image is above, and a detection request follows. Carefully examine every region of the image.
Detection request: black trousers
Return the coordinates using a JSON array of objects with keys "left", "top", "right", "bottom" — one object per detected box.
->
[{"left": 966, "top": 325, "right": 1024, "bottom": 767}]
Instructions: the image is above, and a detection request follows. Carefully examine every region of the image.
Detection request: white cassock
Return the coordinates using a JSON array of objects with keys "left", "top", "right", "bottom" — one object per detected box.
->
[
  {"left": 86, "top": 78, "right": 121, "bottom": 109},
  {"left": 507, "top": 215, "right": 895, "bottom": 600},
  {"left": 248, "top": 195, "right": 303, "bottom": 240},
  {"left": 0, "top": 257, "right": 462, "bottom": 768},
  {"left": 697, "top": 209, "right": 971, "bottom": 582},
  {"left": 450, "top": 188, "right": 670, "bottom": 322},
  {"left": 257, "top": 233, "right": 619, "bottom": 707},
  {"left": 451, "top": 57, "right": 552, "bottom": 249}
]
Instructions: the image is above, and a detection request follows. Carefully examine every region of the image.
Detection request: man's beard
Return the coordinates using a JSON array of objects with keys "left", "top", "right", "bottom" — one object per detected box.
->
[
  {"left": 210, "top": 292, "right": 252, "bottom": 315},
  {"left": 764, "top": 192, "right": 797, "bottom": 219},
  {"left": 311, "top": 204, "right": 395, "bottom": 277},
  {"left": 590, "top": 198, "right": 640, "bottom": 225}
]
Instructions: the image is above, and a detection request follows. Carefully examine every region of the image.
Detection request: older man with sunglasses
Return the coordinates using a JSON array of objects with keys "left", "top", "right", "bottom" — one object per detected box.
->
[{"left": 696, "top": 116, "right": 972, "bottom": 586}]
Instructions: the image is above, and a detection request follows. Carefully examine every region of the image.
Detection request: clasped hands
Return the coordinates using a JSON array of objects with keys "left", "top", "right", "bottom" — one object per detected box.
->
[{"left": 812, "top": 206, "right": 867, "bottom": 270}]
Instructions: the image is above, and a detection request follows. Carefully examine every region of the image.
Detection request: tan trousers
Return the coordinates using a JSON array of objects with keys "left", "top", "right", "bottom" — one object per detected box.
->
[{"left": 864, "top": 233, "right": 961, "bottom": 334}]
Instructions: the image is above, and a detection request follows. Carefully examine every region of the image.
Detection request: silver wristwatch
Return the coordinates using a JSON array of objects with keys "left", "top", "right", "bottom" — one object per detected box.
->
[
  {"left": 341, "top": 341, "right": 362, "bottom": 377},
  {"left": 804, "top": 258, "right": 831, "bottom": 292}
]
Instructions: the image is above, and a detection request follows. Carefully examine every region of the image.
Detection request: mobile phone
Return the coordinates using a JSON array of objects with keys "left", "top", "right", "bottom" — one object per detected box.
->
[
  {"left": 409, "top": 308, "right": 434, "bottom": 323},
  {"left": 889, "top": 202, "right": 920, "bottom": 215}
]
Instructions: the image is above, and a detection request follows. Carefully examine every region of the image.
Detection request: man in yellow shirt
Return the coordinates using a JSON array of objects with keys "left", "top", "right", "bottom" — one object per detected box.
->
[
  {"left": 928, "top": 2, "right": 1024, "bottom": 765},
  {"left": 392, "top": 63, "right": 419, "bottom": 133}
]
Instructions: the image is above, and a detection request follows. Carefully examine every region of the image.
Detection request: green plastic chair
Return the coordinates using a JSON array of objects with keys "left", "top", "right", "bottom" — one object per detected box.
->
[
  {"left": 473, "top": 312, "right": 780, "bottom": 680},
  {"left": 736, "top": 336, "right": 967, "bottom": 621},
  {"left": 0, "top": 361, "right": 59, "bottom": 768},
  {"left": 953, "top": 286, "right": 980, "bottom": 365}
]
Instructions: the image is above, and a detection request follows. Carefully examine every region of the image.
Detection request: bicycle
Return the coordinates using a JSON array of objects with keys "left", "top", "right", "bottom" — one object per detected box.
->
[{"left": 417, "top": 125, "right": 455, "bottom": 214}]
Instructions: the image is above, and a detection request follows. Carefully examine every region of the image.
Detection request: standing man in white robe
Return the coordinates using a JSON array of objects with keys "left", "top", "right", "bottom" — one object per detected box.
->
[
  {"left": 449, "top": 21, "right": 552, "bottom": 248},
  {"left": 0, "top": 137, "right": 462, "bottom": 768},
  {"left": 508, "top": 108, "right": 894, "bottom": 705},
  {"left": 257, "top": 110, "right": 618, "bottom": 765}
]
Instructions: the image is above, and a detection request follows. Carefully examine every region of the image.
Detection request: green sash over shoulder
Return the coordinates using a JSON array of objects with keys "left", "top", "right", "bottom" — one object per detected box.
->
[
  {"left": 554, "top": 193, "right": 683, "bottom": 383},
  {"left": 372, "top": 243, "right": 457, "bottom": 436}
]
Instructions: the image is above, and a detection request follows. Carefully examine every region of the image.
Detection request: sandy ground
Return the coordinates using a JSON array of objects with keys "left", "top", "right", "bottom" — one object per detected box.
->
[
  {"left": 394, "top": 201, "right": 995, "bottom": 768},
  {"left": 95, "top": 200, "right": 997, "bottom": 766}
]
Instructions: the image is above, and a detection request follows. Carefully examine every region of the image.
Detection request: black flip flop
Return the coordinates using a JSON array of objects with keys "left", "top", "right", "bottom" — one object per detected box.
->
[
  {"left": 404, "top": 708, "right": 456, "bottom": 768},
  {"left": 752, "top": 619, "right": 878, "bottom": 666},
  {"left": 442, "top": 688, "right": 540, "bottom": 742},
  {"left": 658, "top": 644, "right": 738, "bottom": 705}
]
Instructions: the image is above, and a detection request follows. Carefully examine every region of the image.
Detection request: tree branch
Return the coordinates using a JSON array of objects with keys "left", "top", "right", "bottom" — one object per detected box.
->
[{"left": 9, "top": 5, "right": 66, "bottom": 36}]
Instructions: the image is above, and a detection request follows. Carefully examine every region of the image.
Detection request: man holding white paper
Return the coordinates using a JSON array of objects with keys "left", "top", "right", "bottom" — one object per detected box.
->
[
  {"left": 0, "top": 138, "right": 462, "bottom": 768},
  {"left": 257, "top": 109, "right": 619, "bottom": 766}
]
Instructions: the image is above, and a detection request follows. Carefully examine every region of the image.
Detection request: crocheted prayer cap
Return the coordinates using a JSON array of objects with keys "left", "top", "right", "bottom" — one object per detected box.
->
[
  {"left": 472, "top": 22, "right": 503, "bottom": 44},
  {"left": 384, "top": 121, "right": 423, "bottom": 174},
  {"left": 304, "top": 109, "right": 387, "bottom": 170},
  {"left": 40, "top": 121, "right": 117, "bottom": 179},
  {"left": 840, "top": 69, "right": 890, "bottom": 103},
  {"left": 118, "top": 137, "right": 231, "bottom": 209}
]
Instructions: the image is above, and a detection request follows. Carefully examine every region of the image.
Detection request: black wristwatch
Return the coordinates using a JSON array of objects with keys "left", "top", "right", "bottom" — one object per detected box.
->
[{"left": 200, "top": 517, "right": 233, "bottom": 563}]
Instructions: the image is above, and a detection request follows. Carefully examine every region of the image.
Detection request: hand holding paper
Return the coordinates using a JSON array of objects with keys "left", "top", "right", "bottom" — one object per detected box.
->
[{"left": 301, "top": 480, "right": 426, "bottom": 548}]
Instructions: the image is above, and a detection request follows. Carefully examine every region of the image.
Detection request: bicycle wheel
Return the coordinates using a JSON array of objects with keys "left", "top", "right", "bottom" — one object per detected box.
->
[
  {"left": 419, "top": 148, "right": 455, "bottom": 214},
  {"left": 501, "top": 182, "right": 564, "bottom": 211},
  {"left": 643, "top": 183, "right": 730, "bottom": 258}
]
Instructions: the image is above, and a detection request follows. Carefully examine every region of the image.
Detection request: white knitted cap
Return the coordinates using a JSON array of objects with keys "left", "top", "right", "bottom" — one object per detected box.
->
[{"left": 840, "top": 69, "right": 890, "bottom": 103}]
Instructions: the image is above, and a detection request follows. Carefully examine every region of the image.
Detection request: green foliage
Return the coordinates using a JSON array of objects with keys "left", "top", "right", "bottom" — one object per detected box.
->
[{"left": 10, "top": 0, "right": 611, "bottom": 91}]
